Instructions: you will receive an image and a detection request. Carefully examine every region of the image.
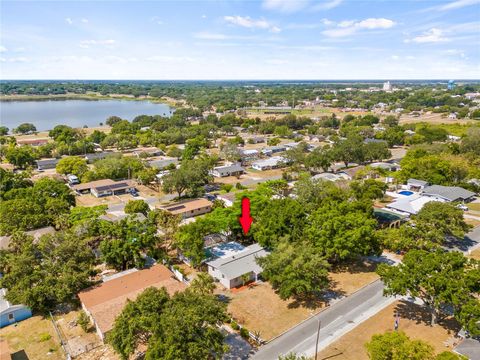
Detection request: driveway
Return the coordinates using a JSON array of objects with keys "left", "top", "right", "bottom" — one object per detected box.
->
[
  {"left": 444, "top": 226, "right": 480, "bottom": 253},
  {"left": 251, "top": 280, "right": 395, "bottom": 359}
]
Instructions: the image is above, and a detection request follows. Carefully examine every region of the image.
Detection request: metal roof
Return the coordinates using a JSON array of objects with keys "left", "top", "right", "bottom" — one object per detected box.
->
[
  {"left": 207, "top": 244, "right": 269, "bottom": 280},
  {"left": 213, "top": 164, "right": 245, "bottom": 174},
  {"left": 422, "top": 185, "right": 476, "bottom": 202},
  {"left": 407, "top": 178, "right": 429, "bottom": 186}
]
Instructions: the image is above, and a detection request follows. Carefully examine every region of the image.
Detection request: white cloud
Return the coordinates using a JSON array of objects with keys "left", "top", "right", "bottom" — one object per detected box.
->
[
  {"left": 312, "top": 0, "right": 343, "bottom": 11},
  {"left": 3, "top": 57, "right": 28, "bottom": 63},
  {"left": 0, "top": 46, "right": 7, "bottom": 52},
  {"left": 391, "top": 55, "right": 400, "bottom": 60},
  {"left": 65, "top": 18, "right": 73, "bottom": 25},
  {"left": 265, "top": 58, "right": 289, "bottom": 65},
  {"left": 194, "top": 32, "right": 229, "bottom": 40},
  {"left": 146, "top": 55, "right": 195, "bottom": 63},
  {"left": 201, "top": 15, "right": 207, "bottom": 19},
  {"left": 322, "top": 18, "right": 395, "bottom": 37},
  {"left": 405, "top": 28, "right": 449, "bottom": 43},
  {"left": 262, "top": 0, "right": 309, "bottom": 13},
  {"left": 150, "top": 16, "right": 164, "bottom": 25},
  {"left": 79, "top": 39, "right": 116, "bottom": 48},
  {"left": 81, "top": 18, "right": 89, "bottom": 23},
  {"left": 224, "top": 15, "right": 281, "bottom": 32},
  {"left": 437, "top": 0, "right": 480, "bottom": 11}
]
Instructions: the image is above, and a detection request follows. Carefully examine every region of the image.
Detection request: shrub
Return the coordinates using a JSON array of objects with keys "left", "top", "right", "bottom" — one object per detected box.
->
[
  {"left": 240, "top": 327, "right": 249, "bottom": 339},
  {"left": 38, "top": 333, "right": 52, "bottom": 342},
  {"left": 77, "top": 311, "right": 90, "bottom": 333},
  {"left": 221, "top": 184, "right": 233, "bottom": 193},
  {"left": 231, "top": 321, "right": 239, "bottom": 330}
]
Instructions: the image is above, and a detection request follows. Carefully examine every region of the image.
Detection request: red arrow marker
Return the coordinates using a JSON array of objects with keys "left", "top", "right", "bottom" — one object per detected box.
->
[{"left": 239, "top": 197, "right": 253, "bottom": 235}]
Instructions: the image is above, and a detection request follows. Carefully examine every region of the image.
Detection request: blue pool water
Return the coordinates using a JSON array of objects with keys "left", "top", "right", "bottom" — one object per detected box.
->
[{"left": 399, "top": 190, "right": 414, "bottom": 196}]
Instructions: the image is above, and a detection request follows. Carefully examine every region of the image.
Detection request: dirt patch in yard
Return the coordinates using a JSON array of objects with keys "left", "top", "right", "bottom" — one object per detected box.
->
[
  {"left": 467, "top": 248, "right": 480, "bottom": 260},
  {"left": 75, "top": 194, "right": 124, "bottom": 207},
  {"left": 216, "top": 260, "right": 379, "bottom": 342},
  {"left": 0, "top": 315, "right": 65, "bottom": 360},
  {"left": 316, "top": 300, "right": 461, "bottom": 360}
]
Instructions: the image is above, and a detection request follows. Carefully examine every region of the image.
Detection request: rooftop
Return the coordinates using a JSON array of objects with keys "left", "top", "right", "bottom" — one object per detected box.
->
[
  {"left": 78, "top": 265, "right": 186, "bottom": 335},
  {"left": 386, "top": 194, "right": 445, "bottom": 215},
  {"left": 422, "top": 185, "right": 476, "bottom": 202},
  {"left": 161, "top": 198, "right": 213, "bottom": 215},
  {"left": 407, "top": 178, "right": 429, "bottom": 186}
]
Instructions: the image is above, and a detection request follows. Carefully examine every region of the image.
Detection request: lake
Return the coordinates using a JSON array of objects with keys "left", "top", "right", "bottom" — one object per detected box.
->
[{"left": 0, "top": 99, "right": 173, "bottom": 132}]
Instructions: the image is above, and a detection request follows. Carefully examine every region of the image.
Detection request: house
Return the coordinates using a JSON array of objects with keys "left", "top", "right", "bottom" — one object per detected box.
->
[
  {"left": 240, "top": 149, "right": 259, "bottom": 161},
  {"left": 284, "top": 142, "right": 300, "bottom": 150},
  {"left": 421, "top": 185, "right": 476, "bottom": 203},
  {"left": 72, "top": 179, "right": 135, "bottom": 197},
  {"left": 261, "top": 145, "right": 287, "bottom": 156},
  {"left": 78, "top": 265, "right": 186, "bottom": 341},
  {"left": 84, "top": 152, "right": 118, "bottom": 163},
  {"left": 0, "top": 288, "right": 32, "bottom": 328},
  {"left": 36, "top": 158, "right": 59, "bottom": 171},
  {"left": 407, "top": 178, "right": 430, "bottom": 192},
  {"left": 370, "top": 162, "right": 400, "bottom": 171},
  {"left": 99, "top": 212, "right": 147, "bottom": 223},
  {"left": 207, "top": 243, "right": 269, "bottom": 289},
  {"left": 17, "top": 138, "right": 49, "bottom": 146},
  {"left": 211, "top": 164, "right": 245, "bottom": 178},
  {"left": 217, "top": 192, "right": 236, "bottom": 207},
  {"left": 249, "top": 137, "right": 265, "bottom": 144},
  {"left": 0, "top": 226, "right": 56, "bottom": 250},
  {"left": 132, "top": 147, "right": 164, "bottom": 158},
  {"left": 386, "top": 194, "right": 445, "bottom": 216},
  {"left": 312, "top": 172, "right": 350, "bottom": 182},
  {"left": 251, "top": 156, "right": 287, "bottom": 171},
  {"left": 179, "top": 233, "right": 229, "bottom": 266},
  {"left": 148, "top": 157, "right": 178, "bottom": 170},
  {"left": 160, "top": 198, "right": 213, "bottom": 219}
]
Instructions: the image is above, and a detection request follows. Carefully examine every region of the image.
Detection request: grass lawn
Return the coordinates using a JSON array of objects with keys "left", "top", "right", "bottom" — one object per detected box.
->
[
  {"left": 467, "top": 248, "right": 480, "bottom": 261},
  {"left": 217, "top": 260, "right": 378, "bottom": 341},
  {"left": 467, "top": 202, "right": 480, "bottom": 212},
  {"left": 316, "top": 300, "right": 461, "bottom": 360},
  {"left": 0, "top": 315, "right": 65, "bottom": 360},
  {"left": 465, "top": 218, "right": 480, "bottom": 227}
]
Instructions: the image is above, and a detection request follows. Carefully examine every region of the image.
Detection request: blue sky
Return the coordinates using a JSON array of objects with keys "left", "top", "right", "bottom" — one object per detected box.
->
[{"left": 1, "top": 0, "right": 479, "bottom": 79}]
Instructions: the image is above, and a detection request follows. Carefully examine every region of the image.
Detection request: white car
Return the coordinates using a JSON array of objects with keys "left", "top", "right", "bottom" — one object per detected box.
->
[{"left": 456, "top": 204, "right": 469, "bottom": 211}]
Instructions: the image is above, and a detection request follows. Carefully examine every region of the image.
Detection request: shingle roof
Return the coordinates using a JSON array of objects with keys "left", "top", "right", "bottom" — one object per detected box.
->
[
  {"left": 207, "top": 244, "right": 269, "bottom": 280},
  {"left": 422, "top": 185, "right": 476, "bottom": 202},
  {"left": 213, "top": 164, "right": 245, "bottom": 174}
]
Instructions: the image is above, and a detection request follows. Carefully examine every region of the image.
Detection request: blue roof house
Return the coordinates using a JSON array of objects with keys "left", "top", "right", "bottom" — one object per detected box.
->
[{"left": 0, "top": 288, "right": 32, "bottom": 328}]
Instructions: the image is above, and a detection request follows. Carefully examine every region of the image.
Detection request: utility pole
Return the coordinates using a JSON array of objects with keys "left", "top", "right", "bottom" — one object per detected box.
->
[{"left": 314, "top": 319, "right": 321, "bottom": 360}]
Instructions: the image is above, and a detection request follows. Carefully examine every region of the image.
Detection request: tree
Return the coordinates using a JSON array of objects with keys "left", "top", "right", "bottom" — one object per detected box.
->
[
  {"left": 220, "top": 141, "right": 241, "bottom": 162},
  {"left": 124, "top": 200, "right": 150, "bottom": 216},
  {"left": 377, "top": 250, "right": 480, "bottom": 330},
  {"left": 305, "top": 146, "right": 332, "bottom": 173},
  {"left": 56, "top": 156, "right": 88, "bottom": 177},
  {"left": 258, "top": 241, "right": 330, "bottom": 300},
  {"left": 145, "top": 291, "right": 227, "bottom": 360},
  {"left": 49, "top": 125, "right": 79, "bottom": 144},
  {"left": 0, "top": 231, "right": 95, "bottom": 312},
  {"left": 304, "top": 201, "right": 380, "bottom": 263},
  {"left": 253, "top": 198, "right": 306, "bottom": 248},
  {"left": 331, "top": 136, "right": 364, "bottom": 167},
  {"left": 413, "top": 202, "right": 471, "bottom": 245},
  {"left": 363, "top": 141, "right": 391, "bottom": 163},
  {"left": 189, "top": 273, "right": 216, "bottom": 295},
  {"left": 0, "top": 168, "right": 32, "bottom": 197},
  {"left": 77, "top": 311, "right": 90, "bottom": 332},
  {"left": 108, "top": 287, "right": 171, "bottom": 360},
  {"left": 162, "top": 158, "right": 213, "bottom": 198},
  {"left": 350, "top": 179, "right": 387, "bottom": 201},
  {"left": 365, "top": 331, "right": 434, "bottom": 360},
  {"left": 0, "top": 126, "right": 8, "bottom": 136},
  {"left": 13, "top": 123, "right": 36, "bottom": 134},
  {"left": 105, "top": 115, "right": 123, "bottom": 126},
  {"left": 5, "top": 146, "right": 36, "bottom": 168}
]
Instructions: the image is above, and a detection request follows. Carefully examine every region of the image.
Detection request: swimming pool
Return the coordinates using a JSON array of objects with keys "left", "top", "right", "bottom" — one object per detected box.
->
[{"left": 399, "top": 190, "right": 414, "bottom": 196}]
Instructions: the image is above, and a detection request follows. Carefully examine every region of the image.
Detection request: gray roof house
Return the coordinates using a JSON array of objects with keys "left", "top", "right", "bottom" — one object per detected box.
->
[
  {"left": 36, "top": 158, "right": 59, "bottom": 170},
  {"left": 422, "top": 185, "right": 476, "bottom": 203},
  {"left": 407, "top": 178, "right": 430, "bottom": 191},
  {"left": 148, "top": 157, "right": 178, "bottom": 169},
  {"left": 207, "top": 243, "right": 269, "bottom": 289},
  {"left": 210, "top": 164, "right": 245, "bottom": 178}
]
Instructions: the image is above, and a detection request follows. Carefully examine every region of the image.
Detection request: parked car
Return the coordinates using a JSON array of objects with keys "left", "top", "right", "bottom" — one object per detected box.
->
[
  {"left": 129, "top": 189, "right": 139, "bottom": 197},
  {"left": 456, "top": 204, "right": 469, "bottom": 211},
  {"left": 67, "top": 174, "right": 80, "bottom": 185}
]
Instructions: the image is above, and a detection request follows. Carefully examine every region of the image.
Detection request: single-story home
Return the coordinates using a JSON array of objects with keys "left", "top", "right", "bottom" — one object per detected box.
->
[
  {"left": 386, "top": 194, "right": 446, "bottom": 216},
  {"left": 312, "top": 172, "right": 350, "bottom": 182},
  {"left": 251, "top": 156, "right": 287, "bottom": 171},
  {"left": 0, "top": 288, "right": 32, "bottom": 328},
  {"left": 407, "top": 178, "right": 430, "bottom": 192},
  {"left": 132, "top": 147, "right": 164, "bottom": 158},
  {"left": 160, "top": 198, "right": 213, "bottom": 219},
  {"left": 240, "top": 149, "right": 259, "bottom": 161},
  {"left": 36, "top": 158, "right": 59, "bottom": 171},
  {"left": 249, "top": 137, "right": 265, "bottom": 144},
  {"left": 84, "top": 152, "right": 119, "bottom": 163},
  {"left": 72, "top": 179, "right": 135, "bottom": 197},
  {"left": 148, "top": 157, "right": 178, "bottom": 170},
  {"left": 217, "top": 193, "right": 236, "bottom": 207},
  {"left": 261, "top": 145, "right": 287, "bottom": 156},
  {"left": 179, "top": 233, "right": 229, "bottom": 266},
  {"left": 17, "top": 138, "right": 49, "bottom": 146},
  {"left": 0, "top": 226, "right": 56, "bottom": 250},
  {"left": 421, "top": 185, "right": 476, "bottom": 203},
  {"left": 78, "top": 265, "right": 186, "bottom": 341},
  {"left": 207, "top": 243, "right": 269, "bottom": 289},
  {"left": 210, "top": 164, "right": 245, "bottom": 178}
]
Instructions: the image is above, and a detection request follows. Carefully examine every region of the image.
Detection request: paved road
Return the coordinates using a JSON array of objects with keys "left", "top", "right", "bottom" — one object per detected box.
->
[
  {"left": 444, "top": 225, "right": 480, "bottom": 253},
  {"left": 252, "top": 280, "right": 395, "bottom": 359}
]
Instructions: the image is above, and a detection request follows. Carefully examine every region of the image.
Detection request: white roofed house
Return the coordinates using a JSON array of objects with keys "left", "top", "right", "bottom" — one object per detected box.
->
[
  {"left": 36, "top": 158, "right": 59, "bottom": 171},
  {"left": 207, "top": 244, "right": 269, "bottom": 289},
  {"left": 251, "top": 156, "right": 288, "bottom": 171},
  {"left": 210, "top": 164, "right": 245, "bottom": 178},
  {"left": 240, "top": 149, "right": 259, "bottom": 162},
  {"left": 386, "top": 194, "right": 446, "bottom": 216}
]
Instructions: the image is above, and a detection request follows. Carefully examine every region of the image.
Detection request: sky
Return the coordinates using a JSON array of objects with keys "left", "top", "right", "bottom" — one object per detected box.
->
[{"left": 1, "top": 0, "right": 479, "bottom": 80}]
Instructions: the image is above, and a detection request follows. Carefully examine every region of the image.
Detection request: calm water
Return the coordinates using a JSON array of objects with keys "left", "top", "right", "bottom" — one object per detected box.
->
[{"left": 0, "top": 99, "right": 172, "bottom": 131}]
